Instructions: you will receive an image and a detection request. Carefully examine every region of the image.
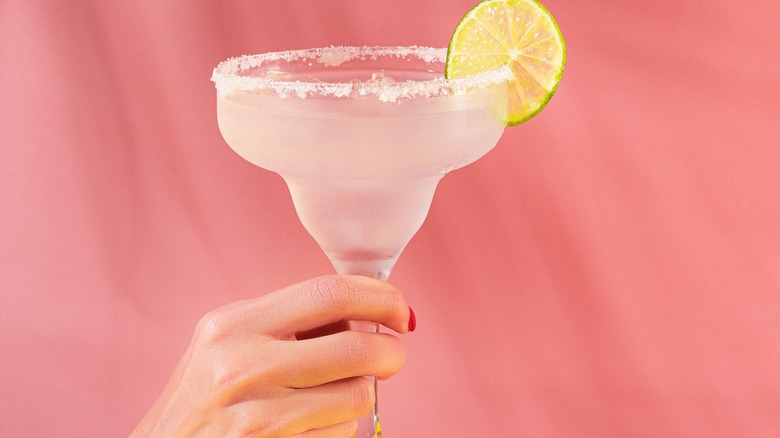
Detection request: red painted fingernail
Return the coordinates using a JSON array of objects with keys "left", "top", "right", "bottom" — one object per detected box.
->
[{"left": 408, "top": 307, "right": 417, "bottom": 332}]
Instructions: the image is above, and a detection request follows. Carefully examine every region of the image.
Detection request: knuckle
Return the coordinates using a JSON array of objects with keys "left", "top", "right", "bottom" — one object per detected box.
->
[
  {"left": 194, "top": 308, "right": 232, "bottom": 346},
  {"left": 348, "top": 378, "right": 375, "bottom": 415},
  {"left": 307, "top": 276, "right": 359, "bottom": 313},
  {"left": 210, "top": 361, "right": 242, "bottom": 394},
  {"left": 227, "top": 403, "right": 275, "bottom": 436},
  {"left": 192, "top": 310, "right": 246, "bottom": 390},
  {"left": 382, "top": 286, "right": 404, "bottom": 315},
  {"left": 209, "top": 356, "right": 280, "bottom": 405},
  {"left": 336, "top": 332, "right": 373, "bottom": 372},
  {"left": 342, "top": 420, "right": 359, "bottom": 437}
]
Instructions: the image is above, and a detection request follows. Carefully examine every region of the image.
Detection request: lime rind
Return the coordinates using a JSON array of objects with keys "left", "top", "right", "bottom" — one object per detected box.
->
[{"left": 445, "top": 0, "right": 566, "bottom": 126}]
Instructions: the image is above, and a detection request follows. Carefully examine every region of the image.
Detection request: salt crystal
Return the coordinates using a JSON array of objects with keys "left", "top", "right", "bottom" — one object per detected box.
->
[{"left": 211, "top": 46, "right": 513, "bottom": 102}]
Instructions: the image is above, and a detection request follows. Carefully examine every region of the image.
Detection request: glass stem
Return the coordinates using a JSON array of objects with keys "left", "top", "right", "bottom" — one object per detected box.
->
[
  {"left": 351, "top": 320, "right": 381, "bottom": 438},
  {"left": 333, "top": 263, "right": 391, "bottom": 438}
]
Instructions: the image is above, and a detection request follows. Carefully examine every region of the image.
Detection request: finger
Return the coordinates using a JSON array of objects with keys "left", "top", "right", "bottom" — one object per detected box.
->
[
  {"left": 291, "top": 420, "right": 358, "bottom": 438},
  {"left": 237, "top": 377, "right": 373, "bottom": 436},
  {"left": 273, "top": 330, "right": 406, "bottom": 388},
  {"left": 286, "top": 377, "right": 374, "bottom": 434},
  {"left": 192, "top": 329, "right": 403, "bottom": 408},
  {"left": 246, "top": 275, "right": 412, "bottom": 337}
]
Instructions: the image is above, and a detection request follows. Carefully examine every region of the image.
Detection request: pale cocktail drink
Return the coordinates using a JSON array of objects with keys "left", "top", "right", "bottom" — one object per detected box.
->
[
  {"left": 213, "top": 46, "right": 510, "bottom": 437},
  {"left": 215, "top": 47, "right": 509, "bottom": 279}
]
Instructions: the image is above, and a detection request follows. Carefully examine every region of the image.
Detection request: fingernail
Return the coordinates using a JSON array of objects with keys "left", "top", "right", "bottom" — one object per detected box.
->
[{"left": 408, "top": 306, "right": 417, "bottom": 332}]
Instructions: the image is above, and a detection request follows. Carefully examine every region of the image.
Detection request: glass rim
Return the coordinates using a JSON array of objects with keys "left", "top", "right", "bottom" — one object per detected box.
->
[{"left": 211, "top": 45, "right": 513, "bottom": 102}]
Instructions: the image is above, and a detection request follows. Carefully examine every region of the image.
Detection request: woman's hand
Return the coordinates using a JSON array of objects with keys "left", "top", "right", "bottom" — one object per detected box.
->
[{"left": 132, "top": 275, "right": 415, "bottom": 437}]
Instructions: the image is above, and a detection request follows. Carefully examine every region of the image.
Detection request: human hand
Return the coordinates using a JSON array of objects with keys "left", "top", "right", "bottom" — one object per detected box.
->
[{"left": 131, "top": 275, "right": 415, "bottom": 437}]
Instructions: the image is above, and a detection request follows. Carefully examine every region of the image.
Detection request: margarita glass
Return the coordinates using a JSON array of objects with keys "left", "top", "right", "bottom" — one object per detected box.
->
[{"left": 212, "top": 46, "right": 510, "bottom": 438}]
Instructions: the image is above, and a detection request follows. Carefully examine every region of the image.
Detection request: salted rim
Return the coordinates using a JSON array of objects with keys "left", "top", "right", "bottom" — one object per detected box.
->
[{"left": 211, "top": 45, "right": 513, "bottom": 102}]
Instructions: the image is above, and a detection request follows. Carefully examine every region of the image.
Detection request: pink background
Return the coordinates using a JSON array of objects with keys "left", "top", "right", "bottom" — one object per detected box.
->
[{"left": 2, "top": 0, "right": 780, "bottom": 436}]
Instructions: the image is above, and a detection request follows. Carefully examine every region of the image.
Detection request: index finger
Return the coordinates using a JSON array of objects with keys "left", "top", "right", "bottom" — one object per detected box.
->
[{"left": 243, "top": 275, "right": 413, "bottom": 337}]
